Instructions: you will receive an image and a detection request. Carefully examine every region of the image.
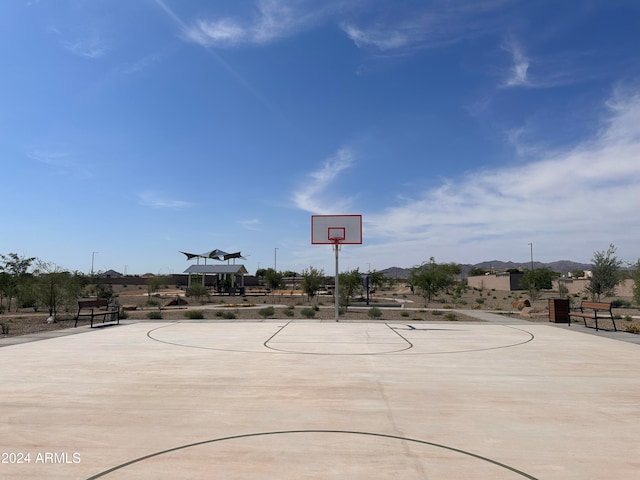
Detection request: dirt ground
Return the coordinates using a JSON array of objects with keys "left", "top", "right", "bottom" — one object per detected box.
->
[{"left": 2, "top": 284, "right": 640, "bottom": 338}]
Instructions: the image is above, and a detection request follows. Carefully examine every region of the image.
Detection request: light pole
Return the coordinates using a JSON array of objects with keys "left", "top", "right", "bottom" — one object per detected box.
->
[
  {"left": 274, "top": 247, "right": 279, "bottom": 272},
  {"left": 91, "top": 252, "right": 99, "bottom": 276},
  {"left": 528, "top": 243, "right": 534, "bottom": 270}
]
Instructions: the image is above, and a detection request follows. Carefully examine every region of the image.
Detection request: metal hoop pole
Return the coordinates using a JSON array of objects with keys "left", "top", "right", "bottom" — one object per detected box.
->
[{"left": 334, "top": 242, "right": 339, "bottom": 322}]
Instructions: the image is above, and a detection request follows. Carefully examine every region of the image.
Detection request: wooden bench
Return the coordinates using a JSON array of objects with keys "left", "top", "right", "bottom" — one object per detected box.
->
[
  {"left": 568, "top": 301, "right": 616, "bottom": 331},
  {"left": 75, "top": 299, "right": 120, "bottom": 328}
]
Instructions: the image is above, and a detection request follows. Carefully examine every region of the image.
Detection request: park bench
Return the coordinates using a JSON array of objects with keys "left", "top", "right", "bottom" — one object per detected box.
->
[
  {"left": 568, "top": 301, "right": 616, "bottom": 331},
  {"left": 75, "top": 299, "right": 120, "bottom": 328}
]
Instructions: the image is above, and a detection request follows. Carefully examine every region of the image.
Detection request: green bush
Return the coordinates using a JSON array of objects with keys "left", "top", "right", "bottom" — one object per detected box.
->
[
  {"left": 475, "top": 298, "right": 485, "bottom": 304},
  {"left": 221, "top": 311, "right": 236, "bottom": 319},
  {"left": 432, "top": 310, "right": 442, "bottom": 316},
  {"left": 367, "top": 306, "right": 382, "bottom": 319},
  {"left": 147, "top": 311, "right": 162, "bottom": 319},
  {"left": 284, "top": 309, "right": 294, "bottom": 317},
  {"left": 184, "top": 310, "right": 204, "bottom": 319},
  {"left": 400, "top": 311, "right": 409, "bottom": 317},
  {"left": 444, "top": 313, "right": 457, "bottom": 321},
  {"left": 258, "top": 306, "right": 275, "bottom": 318},
  {"left": 301, "top": 307, "right": 316, "bottom": 318}
]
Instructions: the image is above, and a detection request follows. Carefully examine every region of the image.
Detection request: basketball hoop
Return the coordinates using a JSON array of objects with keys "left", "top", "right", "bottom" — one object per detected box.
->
[
  {"left": 328, "top": 227, "right": 346, "bottom": 244},
  {"left": 311, "top": 215, "right": 362, "bottom": 322}
]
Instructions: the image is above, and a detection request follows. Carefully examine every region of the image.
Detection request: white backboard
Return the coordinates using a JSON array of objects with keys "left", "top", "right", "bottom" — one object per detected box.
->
[{"left": 311, "top": 215, "right": 362, "bottom": 244}]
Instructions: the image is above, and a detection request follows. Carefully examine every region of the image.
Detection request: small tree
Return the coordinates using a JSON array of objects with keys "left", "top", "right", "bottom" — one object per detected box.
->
[
  {"left": 338, "top": 268, "right": 362, "bottom": 312},
  {"left": 408, "top": 257, "right": 461, "bottom": 307},
  {"left": 631, "top": 260, "right": 640, "bottom": 306},
  {"left": 0, "top": 253, "right": 36, "bottom": 312},
  {"left": 34, "top": 261, "right": 85, "bottom": 317},
  {"left": 301, "top": 266, "right": 324, "bottom": 304},
  {"left": 585, "top": 244, "right": 622, "bottom": 301},
  {"left": 263, "top": 268, "right": 283, "bottom": 291},
  {"left": 368, "top": 270, "right": 387, "bottom": 291},
  {"left": 147, "top": 275, "right": 168, "bottom": 298},
  {"left": 520, "top": 267, "right": 557, "bottom": 301}
]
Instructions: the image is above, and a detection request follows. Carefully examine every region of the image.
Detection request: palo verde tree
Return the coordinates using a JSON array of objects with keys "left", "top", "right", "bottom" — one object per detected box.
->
[
  {"left": 338, "top": 268, "right": 363, "bottom": 312},
  {"left": 409, "top": 257, "right": 461, "bottom": 307},
  {"left": 584, "top": 244, "right": 622, "bottom": 301},
  {"left": 301, "top": 266, "right": 324, "bottom": 304},
  {"left": 33, "top": 261, "right": 85, "bottom": 317},
  {"left": 520, "top": 267, "right": 558, "bottom": 301}
]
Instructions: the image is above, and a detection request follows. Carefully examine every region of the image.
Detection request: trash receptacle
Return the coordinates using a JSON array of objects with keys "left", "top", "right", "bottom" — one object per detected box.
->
[{"left": 549, "top": 298, "right": 570, "bottom": 323}]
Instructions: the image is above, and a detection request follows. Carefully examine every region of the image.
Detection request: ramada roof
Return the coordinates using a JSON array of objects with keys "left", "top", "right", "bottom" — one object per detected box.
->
[{"left": 183, "top": 265, "right": 248, "bottom": 275}]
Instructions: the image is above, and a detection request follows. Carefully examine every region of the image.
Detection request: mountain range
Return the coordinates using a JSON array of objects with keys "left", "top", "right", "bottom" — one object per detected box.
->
[{"left": 380, "top": 260, "right": 593, "bottom": 279}]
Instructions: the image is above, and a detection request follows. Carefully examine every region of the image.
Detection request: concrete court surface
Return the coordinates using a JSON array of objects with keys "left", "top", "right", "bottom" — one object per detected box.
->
[{"left": 0, "top": 318, "right": 639, "bottom": 479}]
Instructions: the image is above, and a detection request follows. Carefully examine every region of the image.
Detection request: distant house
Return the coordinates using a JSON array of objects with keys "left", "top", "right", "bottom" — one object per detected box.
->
[
  {"left": 467, "top": 271, "right": 524, "bottom": 291},
  {"left": 100, "top": 269, "right": 123, "bottom": 278}
]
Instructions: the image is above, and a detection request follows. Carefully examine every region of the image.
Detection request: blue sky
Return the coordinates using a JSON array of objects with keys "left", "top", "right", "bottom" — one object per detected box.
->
[{"left": 2, "top": 0, "right": 640, "bottom": 276}]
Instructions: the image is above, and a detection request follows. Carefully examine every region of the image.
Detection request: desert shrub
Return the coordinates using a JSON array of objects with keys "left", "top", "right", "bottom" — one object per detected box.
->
[
  {"left": 184, "top": 310, "right": 204, "bottom": 319},
  {"left": 458, "top": 299, "right": 467, "bottom": 305},
  {"left": 444, "top": 313, "right": 457, "bottom": 321},
  {"left": 443, "top": 304, "right": 453, "bottom": 309},
  {"left": 367, "top": 307, "right": 382, "bottom": 319},
  {"left": 120, "top": 310, "right": 129, "bottom": 320},
  {"left": 475, "top": 298, "right": 485, "bottom": 304},
  {"left": 0, "top": 322, "right": 9, "bottom": 334},
  {"left": 221, "top": 311, "right": 236, "bottom": 319},
  {"left": 624, "top": 323, "right": 640, "bottom": 334},
  {"left": 401, "top": 311, "right": 409, "bottom": 317},
  {"left": 611, "top": 299, "right": 631, "bottom": 308},
  {"left": 258, "top": 306, "right": 275, "bottom": 318},
  {"left": 301, "top": 307, "right": 316, "bottom": 318},
  {"left": 624, "top": 315, "right": 632, "bottom": 321},
  {"left": 147, "top": 311, "right": 162, "bottom": 319},
  {"left": 147, "top": 299, "right": 159, "bottom": 307},
  {"left": 284, "top": 309, "right": 294, "bottom": 317},
  {"left": 431, "top": 310, "right": 442, "bottom": 316}
]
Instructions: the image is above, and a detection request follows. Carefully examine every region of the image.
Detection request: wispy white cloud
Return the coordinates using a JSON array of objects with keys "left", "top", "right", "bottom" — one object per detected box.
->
[
  {"left": 360, "top": 87, "right": 640, "bottom": 264},
  {"left": 501, "top": 38, "right": 529, "bottom": 87},
  {"left": 292, "top": 147, "right": 356, "bottom": 214},
  {"left": 27, "top": 150, "right": 72, "bottom": 168},
  {"left": 238, "top": 218, "right": 262, "bottom": 231},
  {"left": 62, "top": 37, "right": 107, "bottom": 59},
  {"left": 26, "top": 148, "right": 95, "bottom": 177},
  {"left": 341, "top": 0, "right": 514, "bottom": 53},
  {"left": 340, "top": 23, "right": 415, "bottom": 51},
  {"left": 179, "top": 0, "right": 340, "bottom": 47},
  {"left": 138, "top": 191, "right": 192, "bottom": 209}
]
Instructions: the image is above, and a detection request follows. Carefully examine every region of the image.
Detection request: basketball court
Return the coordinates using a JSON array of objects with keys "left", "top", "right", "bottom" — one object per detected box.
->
[{"left": 1, "top": 317, "right": 638, "bottom": 479}]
